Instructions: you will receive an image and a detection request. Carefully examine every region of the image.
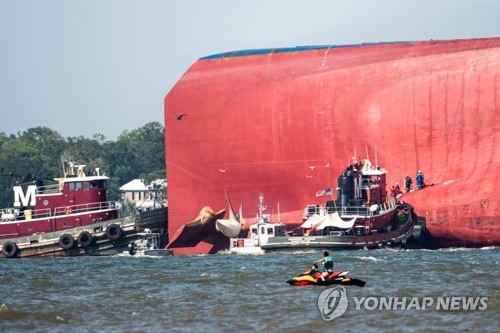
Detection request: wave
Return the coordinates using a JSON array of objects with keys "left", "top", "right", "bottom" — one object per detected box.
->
[
  {"left": 397, "top": 246, "right": 499, "bottom": 253},
  {"left": 479, "top": 246, "right": 498, "bottom": 250},
  {"left": 0, "top": 304, "right": 66, "bottom": 323},
  {"left": 437, "top": 246, "right": 499, "bottom": 252},
  {"left": 355, "top": 256, "right": 385, "bottom": 262}
]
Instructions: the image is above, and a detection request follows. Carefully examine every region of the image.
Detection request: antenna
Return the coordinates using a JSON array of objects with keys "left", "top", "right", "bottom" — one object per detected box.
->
[
  {"left": 61, "top": 156, "right": 66, "bottom": 177},
  {"left": 365, "top": 146, "right": 369, "bottom": 162},
  {"left": 277, "top": 202, "right": 280, "bottom": 222},
  {"left": 375, "top": 146, "right": 378, "bottom": 167}
]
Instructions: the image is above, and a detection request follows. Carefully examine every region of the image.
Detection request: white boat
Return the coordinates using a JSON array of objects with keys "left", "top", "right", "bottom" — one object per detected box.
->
[
  {"left": 229, "top": 221, "right": 287, "bottom": 255},
  {"left": 227, "top": 194, "right": 287, "bottom": 255},
  {"left": 126, "top": 229, "right": 174, "bottom": 257}
]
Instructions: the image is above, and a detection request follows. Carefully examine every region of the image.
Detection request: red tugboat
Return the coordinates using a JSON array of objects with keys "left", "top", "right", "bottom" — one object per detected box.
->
[{"left": 0, "top": 160, "right": 167, "bottom": 258}]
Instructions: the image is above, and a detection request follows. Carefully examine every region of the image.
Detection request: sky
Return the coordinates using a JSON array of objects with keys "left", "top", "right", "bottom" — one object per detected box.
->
[{"left": 0, "top": 0, "right": 498, "bottom": 140}]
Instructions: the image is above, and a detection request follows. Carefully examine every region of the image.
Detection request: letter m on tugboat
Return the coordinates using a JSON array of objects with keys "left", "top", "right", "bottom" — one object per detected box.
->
[{"left": 12, "top": 185, "right": 36, "bottom": 208}]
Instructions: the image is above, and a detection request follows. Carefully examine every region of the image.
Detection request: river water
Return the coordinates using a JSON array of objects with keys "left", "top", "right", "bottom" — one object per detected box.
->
[{"left": 0, "top": 247, "right": 498, "bottom": 333}]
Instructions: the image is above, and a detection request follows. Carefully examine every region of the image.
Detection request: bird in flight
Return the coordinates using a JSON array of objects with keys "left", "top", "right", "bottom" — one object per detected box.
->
[{"left": 173, "top": 113, "right": 187, "bottom": 120}]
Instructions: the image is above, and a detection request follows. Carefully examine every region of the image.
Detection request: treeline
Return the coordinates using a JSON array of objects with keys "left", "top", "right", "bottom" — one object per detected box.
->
[{"left": 0, "top": 121, "right": 165, "bottom": 206}]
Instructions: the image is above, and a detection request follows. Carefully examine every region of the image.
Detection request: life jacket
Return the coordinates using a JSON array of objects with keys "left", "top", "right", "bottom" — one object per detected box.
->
[{"left": 324, "top": 256, "right": 334, "bottom": 271}]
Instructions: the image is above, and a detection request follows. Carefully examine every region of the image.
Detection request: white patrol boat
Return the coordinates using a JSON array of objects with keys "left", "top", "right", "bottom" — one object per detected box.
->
[
  {"left": 226, "top": 194, "right": 287, "bottom": 255},
  {"left": 126, "top": 229, "right": 174, "bottom": 257}
]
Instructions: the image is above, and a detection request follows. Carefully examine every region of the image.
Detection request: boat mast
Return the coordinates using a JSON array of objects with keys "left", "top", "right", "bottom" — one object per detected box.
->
[{"left": 258, "top": 193, "right": 266, "bottom": 223}]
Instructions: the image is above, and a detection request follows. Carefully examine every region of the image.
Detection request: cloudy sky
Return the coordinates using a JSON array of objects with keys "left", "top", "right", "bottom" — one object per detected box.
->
[{"left": 0, "top": 0, "right": 498, "bottom": 140}]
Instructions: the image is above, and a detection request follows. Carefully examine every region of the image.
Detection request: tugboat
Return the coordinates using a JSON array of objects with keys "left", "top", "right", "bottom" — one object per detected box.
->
[
  {"left": 0, "top": 159, "right": 167, "bottom": 258},
  {"left": 261, "top": 159, "right": 424, "bottom": 251}
]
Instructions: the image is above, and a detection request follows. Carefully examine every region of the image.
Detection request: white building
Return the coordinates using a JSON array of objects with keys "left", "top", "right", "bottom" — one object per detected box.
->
[{"left": 119, "top": 179, "right": 167, "bottom": 211}]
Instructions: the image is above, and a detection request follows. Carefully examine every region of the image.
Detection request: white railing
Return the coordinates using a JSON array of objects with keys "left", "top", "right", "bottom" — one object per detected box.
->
[
  {"left": 0, "top": 201, "right": 119, "bottom": 222},
  {"left": 305, "top": 197, "right": 398, "bottom": 218},
  {"left": 378, "top": 198, "right": 398, "bottom": 214},
  {"left": 53, "top": 201, "right": 118, "bottom": 216}
]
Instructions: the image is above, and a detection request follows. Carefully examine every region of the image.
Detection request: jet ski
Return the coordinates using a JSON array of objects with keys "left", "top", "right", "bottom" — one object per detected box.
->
[{"left": 286, "top": 266, "right": 366, "bottom": 287}]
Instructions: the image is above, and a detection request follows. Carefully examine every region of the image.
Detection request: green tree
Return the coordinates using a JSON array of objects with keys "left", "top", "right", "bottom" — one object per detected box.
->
[
  {"left": 0, "top": 122, "right": 166, "bottom": 205},
  {"left": 16, "top": 127, "right": 67, "bottom": 178}
]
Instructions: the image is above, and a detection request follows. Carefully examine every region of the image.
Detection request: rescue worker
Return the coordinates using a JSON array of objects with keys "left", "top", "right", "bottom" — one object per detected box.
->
[
  {"left": 390, "top": 185, "right": 397, "bottom": 198},
  {"left": 416, "top": 170, "right": 425, "bottom": 190},
  {"left": 395, "top": 182, "right": 402, "bottom": 194},
  {"left": 404, "top": 175, "right": 413, "bottom": 192}
]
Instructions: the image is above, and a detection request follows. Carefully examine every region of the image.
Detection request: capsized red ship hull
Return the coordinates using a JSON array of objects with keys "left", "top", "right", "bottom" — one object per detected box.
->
[{"left": 165, "top": 38, "right": 500, "bottom": 254}]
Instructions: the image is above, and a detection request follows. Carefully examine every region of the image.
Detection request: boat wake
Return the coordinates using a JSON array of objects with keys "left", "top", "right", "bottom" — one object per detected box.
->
[{"left": 267, "top": 249, "right": 320, "bottom": 255}]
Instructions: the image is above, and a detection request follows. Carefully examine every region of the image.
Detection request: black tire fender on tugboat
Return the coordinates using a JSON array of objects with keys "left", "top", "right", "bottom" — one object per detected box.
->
[
  {"left": 77, "top": 231, "right": 94, "bottom": 248},
  {"left": 105, "top": 224, "right": 123, "bottom": 241},
  {"left": 2, "top": 241, "right": 18, "bottom": 258},
  {"left": 59, "top": 234, "right": 75, "bottom": 250}
]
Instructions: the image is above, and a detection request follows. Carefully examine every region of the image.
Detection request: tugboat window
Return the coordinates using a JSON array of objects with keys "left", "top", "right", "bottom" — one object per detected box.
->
[
  {"left": 76, "top": 182, "right": 82, "bottom": 190},
  {"left": 83, "top": 182, "right": 89, "bottom": 190},
  {"left": 69, "top": 183, "right": 75, "bottom": 191},
  {"left": 96, "top": 180, "right": 107, "bottom": 189}
]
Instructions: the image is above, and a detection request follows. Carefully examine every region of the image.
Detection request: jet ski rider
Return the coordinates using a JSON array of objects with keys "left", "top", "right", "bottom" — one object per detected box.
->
[{"left": 314, "top": 251, "right": 334, "bottom": 281}]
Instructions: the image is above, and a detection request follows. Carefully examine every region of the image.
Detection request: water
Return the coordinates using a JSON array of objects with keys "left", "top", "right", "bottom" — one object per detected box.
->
[{"left": 0, "top": 247, "right": 498, "bottom": 333}]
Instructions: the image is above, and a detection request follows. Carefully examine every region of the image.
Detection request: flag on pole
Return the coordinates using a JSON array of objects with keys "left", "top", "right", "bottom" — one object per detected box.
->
[{"left": 316, "top": 187, "right": 333, "bottom": 197}]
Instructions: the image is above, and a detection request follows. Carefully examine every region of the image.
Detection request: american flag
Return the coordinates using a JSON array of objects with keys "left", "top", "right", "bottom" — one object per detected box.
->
[{"left": 316, "top": 187, "right": 333, "bottom": 197}]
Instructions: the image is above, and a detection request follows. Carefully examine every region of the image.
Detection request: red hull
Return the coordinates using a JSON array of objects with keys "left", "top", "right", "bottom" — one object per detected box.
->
[{"left": 165, "top": 38, "right": 500, "bottom": 254}]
